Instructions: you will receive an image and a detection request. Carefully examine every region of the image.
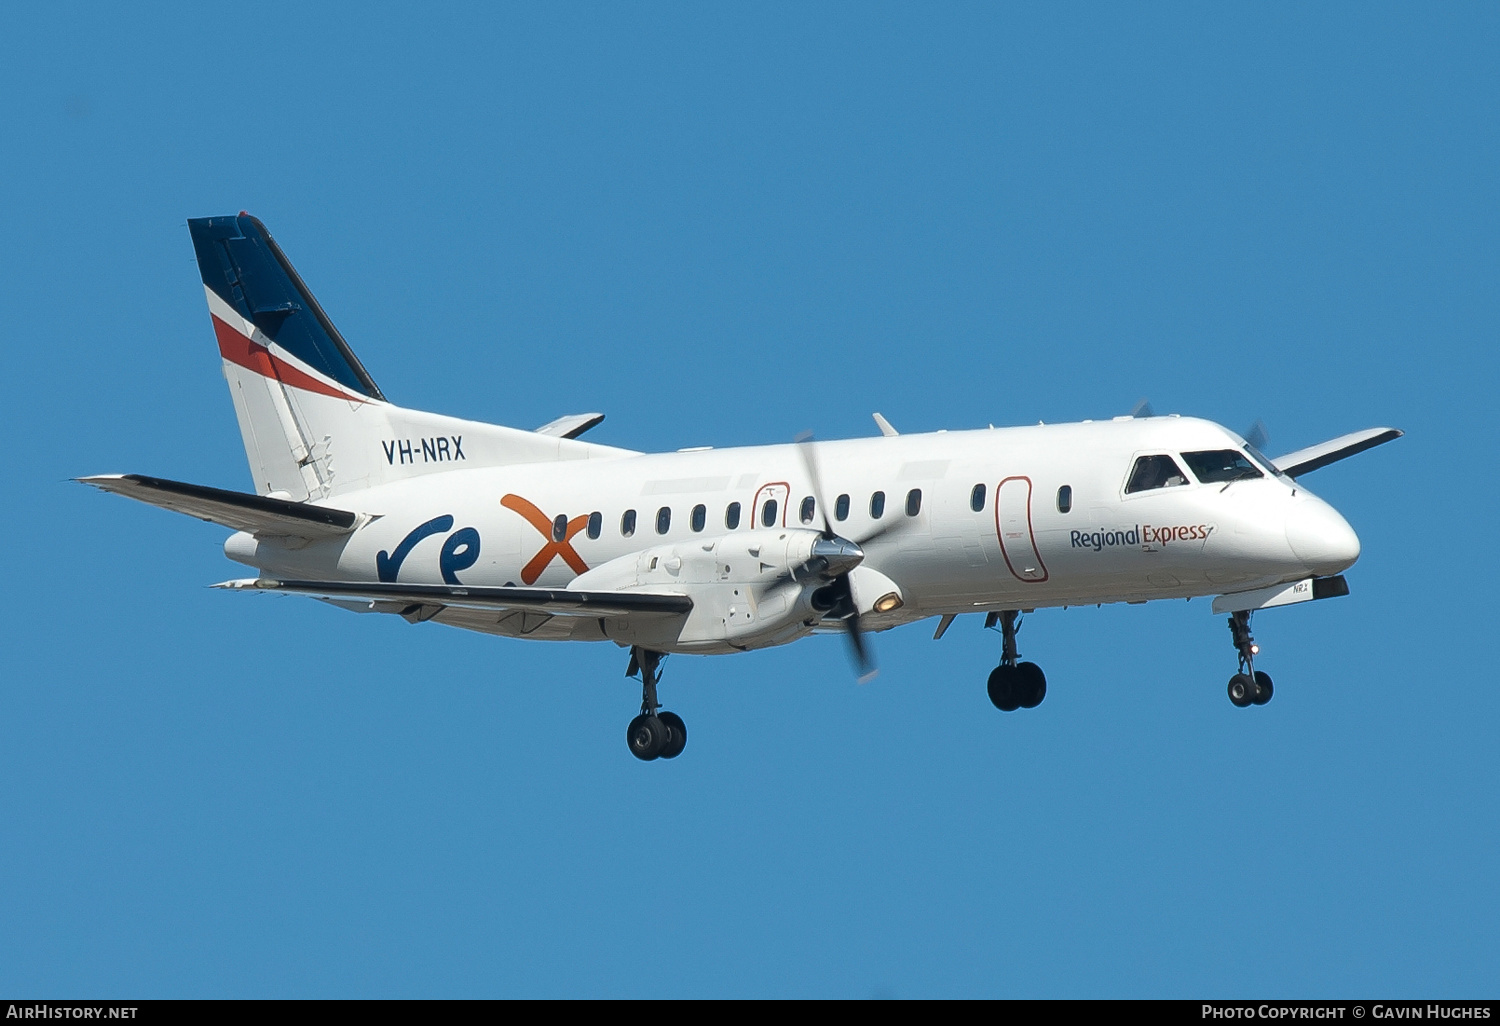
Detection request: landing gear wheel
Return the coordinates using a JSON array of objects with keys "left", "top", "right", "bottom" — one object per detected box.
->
[
  {"left": 987, "top": 611, "right": 1046, "bottom": 712},
  {"left": 1228, "top": 674, "right": 1254, "bottom": 708},
  {"left": 1251, "top": 671, "right": 1273, "bottom": 706},
  {"left": 987, "top": 665, "right": 1021, "bottom": 712},
  {"left": 1016, "top": 662, "right": 1047, "bottom": 709},
  {"left": 1225, "top": 611, "right": 1274, "bottom": 708},
  {"left": 626, "top": 714, "right": 669, "bottom": 761},
  {"left": 657, "top": 711, "right": 688, "bottom": 759}
]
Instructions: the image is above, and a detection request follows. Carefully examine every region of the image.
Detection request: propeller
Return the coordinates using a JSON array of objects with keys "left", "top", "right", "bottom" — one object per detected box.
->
[
  {"left": 1243, "top": 418, "right": 1270, "bottom": 453},
  {"left": 794, "top": 431, "right": 878, "bottom": 683},
  {"left": 1134, "top": 398, "right": 1270, "bottom": 457}
]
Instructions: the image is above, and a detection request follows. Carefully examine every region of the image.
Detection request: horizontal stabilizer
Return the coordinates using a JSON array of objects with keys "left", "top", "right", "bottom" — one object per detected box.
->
[
  {"left": 534, "top": 413, "right": 605, "bottom": 439},
  {"left": 1272, "top": 428, "right": 1402, "bottom": 478},
  {"left": 80, "top": 474, "right": 357, "bottom": 539},
  {"left": 215, "top": 577, "right": 693, "bottom": 618}
]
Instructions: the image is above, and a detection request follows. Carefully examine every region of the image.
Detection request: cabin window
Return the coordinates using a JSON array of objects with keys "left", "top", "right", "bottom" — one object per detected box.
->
[
  {"left": 970, "top": 483, "right": 986, "bottom": 512},
  {"left": 1056, "top": 486, "right": 1072, "bottom": 514},
  {"left": 587, "top": 511, "right": 602, "bottom": 539},
  {"left": 835, "top": 494, "right": 850, "bottom": 521},
  {"left": 656, "top": 506, "right": 672, "bottom": 534},
  {"left": 761, "top": 498, "right": 779, "bottom": 527},
  {"left": 691, "top": 504, "right": 707, "bottom": 532},
  {"left": 870, "top": 491, "right": 886, "bottom": 519},
  {"left": 551, "top": 514, "right": 568, "bottom": 542},
  {"left": 726, "top": 501, "right": 741, "bottom": 529},
  {"left": 905, "top": 489, "right": 922, "bottom": 516},
  {"left": 1125, "top": 455, "right": 1190, "bottom": 494},
  {"left": 1181, "top": 449, "right": 1264, "bottom": 485},
  {"left": 621, "top": 509, "right": 636, "bottom": 537},
  {"left": 799, "top": 496, "right": 816, "bottom": 524}
]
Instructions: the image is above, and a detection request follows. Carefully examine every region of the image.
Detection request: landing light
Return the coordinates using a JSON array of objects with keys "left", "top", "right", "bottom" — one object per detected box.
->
[
  {"left": 874, "top": 593, "right": 902, "bottom": 613},
  {"left": 1250, "top": 644, "right": 1259, "bottom": 655}
]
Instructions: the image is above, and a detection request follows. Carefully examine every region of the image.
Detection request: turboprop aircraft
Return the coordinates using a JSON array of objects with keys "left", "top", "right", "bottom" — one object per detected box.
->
[{"left": 82, "top": 213, "right": 1402, "bottom": 761}]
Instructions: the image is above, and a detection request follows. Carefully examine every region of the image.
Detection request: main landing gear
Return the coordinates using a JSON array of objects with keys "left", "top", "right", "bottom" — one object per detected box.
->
[
  {"left": 985, "top": 610, "right": 1046, "bottom": 712},
  {"left": 624, "top": 647, "right": 687, "bottom": 761},
  {"left": 1226, "top": 610, "right": 1273, "bottom": 708}
]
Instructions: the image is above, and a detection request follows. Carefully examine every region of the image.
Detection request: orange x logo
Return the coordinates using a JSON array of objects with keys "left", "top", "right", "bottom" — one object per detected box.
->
[{"left": 502, "top": 493, "right": 590, "bottom": 585}]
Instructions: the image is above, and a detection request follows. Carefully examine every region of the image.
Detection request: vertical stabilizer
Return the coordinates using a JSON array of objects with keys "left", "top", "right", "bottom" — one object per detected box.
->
[
  {"left": 188, "top": 214, "right": 633, "bottom": 500},
  {"left": 190, "top": 213, "right": 385, "bottom": 499}
]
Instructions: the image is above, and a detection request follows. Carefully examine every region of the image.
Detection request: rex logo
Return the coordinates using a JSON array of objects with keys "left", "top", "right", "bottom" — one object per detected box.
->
[
  {"left": 376, "top": 515, "right": 481, "bottom": 584},
  {"left": 502, "top": 494, "right": 590, "bottom": 585}
]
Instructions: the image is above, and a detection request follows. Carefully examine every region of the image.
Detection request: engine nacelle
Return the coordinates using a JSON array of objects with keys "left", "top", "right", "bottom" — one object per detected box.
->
[{"left": 570, "top": 528, "right": 832, "bottom": 652}]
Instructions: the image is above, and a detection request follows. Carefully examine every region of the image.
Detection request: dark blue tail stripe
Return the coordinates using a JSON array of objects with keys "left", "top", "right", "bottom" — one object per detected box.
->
[{"left": 188, "top": 214, "right": 385, "bottom": 401}]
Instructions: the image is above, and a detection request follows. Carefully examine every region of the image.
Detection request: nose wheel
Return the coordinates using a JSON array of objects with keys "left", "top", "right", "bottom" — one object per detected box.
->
[
  {"left": 1226, "top": 611, "right": 1273, "bottom": 707},
  {"left": 985, "top": 610, "right": 1046, "bottom": 711},
  {"left": 624, "top": 647, "right": 687, "bottom": 760}
]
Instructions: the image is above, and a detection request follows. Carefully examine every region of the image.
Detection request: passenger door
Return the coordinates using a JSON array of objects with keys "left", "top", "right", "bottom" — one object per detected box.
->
[
  {"left": 751, "top": 482, "right": 790, "bottom": 529},
  {"left": 996, "top": 476, "right": 1048, "bottom": 583}
]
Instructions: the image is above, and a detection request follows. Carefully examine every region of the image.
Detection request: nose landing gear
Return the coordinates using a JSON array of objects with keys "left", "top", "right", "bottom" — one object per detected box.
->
[
  {"left": 1226, "top": 611, "right": 1273, "bottom": 707},
  {"left": 985, "top": 610, "right": 1046, "bottom": 711},
  {"left": 625, "top": 647, "right": 687, "bottom": 761}
]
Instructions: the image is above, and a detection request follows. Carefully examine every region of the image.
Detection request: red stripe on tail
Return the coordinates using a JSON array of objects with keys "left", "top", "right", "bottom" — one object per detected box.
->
[{"left": 212, "top": 315, "right": 366, "bottom": 403}]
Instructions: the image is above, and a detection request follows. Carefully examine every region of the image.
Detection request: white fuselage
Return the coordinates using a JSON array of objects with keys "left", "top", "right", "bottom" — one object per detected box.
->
[{"left": 224, "top": 415, "right": 1361, "bottom": 656}]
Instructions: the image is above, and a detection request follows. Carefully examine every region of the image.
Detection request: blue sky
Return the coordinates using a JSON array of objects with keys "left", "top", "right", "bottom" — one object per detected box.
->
[{"left": 1, "top": 2, "right": 1495, "bottom": 997}]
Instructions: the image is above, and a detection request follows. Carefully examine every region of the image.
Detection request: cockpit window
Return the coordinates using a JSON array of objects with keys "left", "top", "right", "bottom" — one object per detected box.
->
[
  {"left": 1181, "top": 449, "right": 1263, "bottom": 485},
  {"left": 1125, "top": 455, "right": 1190, "bottom": 493},
  {"left": 1243, "top": 444, "right": 1283, "bottom": 478}
]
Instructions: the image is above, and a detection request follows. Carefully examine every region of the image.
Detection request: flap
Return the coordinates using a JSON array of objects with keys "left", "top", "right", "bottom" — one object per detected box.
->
[
  {"left": 80, "top": 474, "right": 357, "bottom": 539},
  {"left": 215, "top": 577, "right": 693, "bottom": 618}
]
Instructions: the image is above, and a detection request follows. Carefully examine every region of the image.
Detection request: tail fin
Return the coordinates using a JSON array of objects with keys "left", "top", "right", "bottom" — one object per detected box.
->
[{"left": 189, "top": 214, "right": 631, "bottom": 500}]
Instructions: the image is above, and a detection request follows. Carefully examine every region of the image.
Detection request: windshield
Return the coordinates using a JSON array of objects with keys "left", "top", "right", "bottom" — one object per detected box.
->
[
  {"left": 1181, "top": 449, "right": 1263, "bottom": 484},
  {"left": 1242, "top": 443, "right": 1284, "bottom": 478}
]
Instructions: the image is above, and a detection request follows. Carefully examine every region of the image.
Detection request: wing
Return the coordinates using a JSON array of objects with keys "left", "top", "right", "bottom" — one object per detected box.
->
[
  {"left": 80, "top": 474, "right": 356, "bottom": 539},
  {"left": 1271, "top": 427, "right": 1403, "bottom": 478},
  {"left": 215, "top": 577, "right": 692, "bottom": 617}
]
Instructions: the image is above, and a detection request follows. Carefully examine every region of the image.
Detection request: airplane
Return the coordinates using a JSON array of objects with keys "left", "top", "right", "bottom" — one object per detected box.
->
[{"left": 82, "top": 213, "right": 1402, "bottom": 761}]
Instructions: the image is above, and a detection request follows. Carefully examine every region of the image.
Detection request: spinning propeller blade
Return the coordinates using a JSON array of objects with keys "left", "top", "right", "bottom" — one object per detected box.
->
[
  {"left": 1244, "top": 419, "right": 1270, "bottom": 453},
  {"left": 794, "top": 431, "right": 835, "bottom": 540},
  {"left": 846, "top": 613, "right": 875, "bottom": 683},
  {"left": 796, "top": 431, "right": 878, "bottom": 682}
]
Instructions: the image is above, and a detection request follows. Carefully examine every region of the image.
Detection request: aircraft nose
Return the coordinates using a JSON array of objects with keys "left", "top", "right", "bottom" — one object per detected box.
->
[{"left": 1284, "top": 499, "right": 1361, "bottom": 576}]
